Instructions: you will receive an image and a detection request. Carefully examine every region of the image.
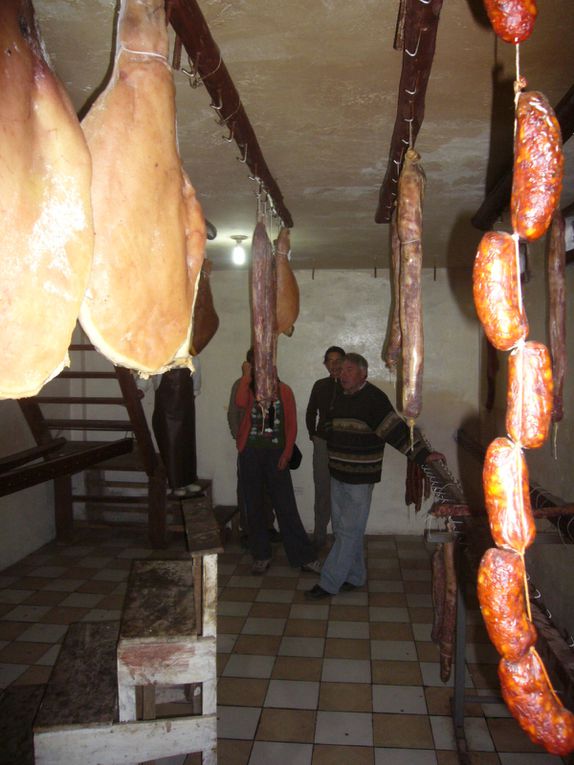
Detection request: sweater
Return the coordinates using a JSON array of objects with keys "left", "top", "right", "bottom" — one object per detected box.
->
[
  {"left": 326, "top": 382, "right": 430, "bottom": 484},
  {"left": 235, "top": 376, "right": 297, "bottom": 457}
]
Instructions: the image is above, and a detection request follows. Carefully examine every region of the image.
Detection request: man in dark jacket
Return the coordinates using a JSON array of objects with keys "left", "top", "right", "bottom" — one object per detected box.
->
[
  {"left": 306, "top": 352, "right": 444, "bottom": 599},
  {"left": 305, "top": 345, "right": 345, "bottom": 549}
]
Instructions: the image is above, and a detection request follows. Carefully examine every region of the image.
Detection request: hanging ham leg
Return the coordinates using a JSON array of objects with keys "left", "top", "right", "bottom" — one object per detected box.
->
[
  {"left": 190, "top": 259, "right": 219, "bottom": 355},
  {"left": 251, "top": 221, "right": 278, "bottom": 411},
  {"left": 384, "top": 208, "right": 402, "bottom": 372},
  {"left": 79, "top": 0, "right": 205, "bottom": 375},
  {"left": 275, "top": 228, "right": 300, "bottom": 336},
  {"left": 0, "top": 0, "right": 94, "bottom": 399},
  {"left": 546, "top": 210, "right": 566, "bottom": 433}
]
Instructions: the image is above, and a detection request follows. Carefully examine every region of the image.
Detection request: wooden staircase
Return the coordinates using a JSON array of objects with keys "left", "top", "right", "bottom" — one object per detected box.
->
[{"left": 16, "top": 342, "right": 170, "bottom": 548}]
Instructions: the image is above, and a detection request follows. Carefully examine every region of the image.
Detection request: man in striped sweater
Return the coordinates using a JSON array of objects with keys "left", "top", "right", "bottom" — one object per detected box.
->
[{"left": 305, "top": 353, "right": 444, "bottom": 600}]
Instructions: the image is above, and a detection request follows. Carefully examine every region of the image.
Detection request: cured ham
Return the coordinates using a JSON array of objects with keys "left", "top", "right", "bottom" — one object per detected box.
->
[
  {"left": 79, "top": 0, "right": 205, "bottom": 375},
  {"left": 0, "top": 0, "right": 94, "bottom": 399},
  {"left": 190, "top": 260, "right": 219, "bottom": 356},
  {"left": 384, "top": 209, "right": 402, "bottom": 371},
  {"left": 275, "top": 228, "right": 300, "bottom": 336},
  {"left": 251, "top": 221, "right": 277, "bottom": 410}
]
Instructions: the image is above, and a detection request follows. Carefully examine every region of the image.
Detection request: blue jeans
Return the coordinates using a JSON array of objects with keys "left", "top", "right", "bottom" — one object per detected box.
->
[
  {"left": 238, "top": 447, "right": 315, "bottom": 566},
  {"left": 319, "top": 478, "right": 374, "bottom": 594}
]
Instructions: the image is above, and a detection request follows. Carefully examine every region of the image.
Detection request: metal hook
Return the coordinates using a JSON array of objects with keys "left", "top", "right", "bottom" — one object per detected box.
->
[
  {"left": 405, "top": 31, "right": 422, "bottom": 57},
  {"left": 209, "top": 90, "right": 223, "bottom": 113},
  {"left": 222, "top": 122, "right": 235, "bottom": 142},
  {"left": 419, "top": 0, "right": 432, "bottom": 4},
  {"left": 237, "top": 144, "right": 248, "bottom": 164}
]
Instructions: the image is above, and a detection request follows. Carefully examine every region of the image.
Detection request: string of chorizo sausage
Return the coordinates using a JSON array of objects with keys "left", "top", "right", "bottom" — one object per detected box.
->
[{"left": 474, "top": 7, "right": 570, "bottom": 748}]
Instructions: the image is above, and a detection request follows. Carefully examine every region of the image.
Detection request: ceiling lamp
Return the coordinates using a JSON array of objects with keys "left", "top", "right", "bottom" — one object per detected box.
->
[{"left": 231, "top": 235, "right": 248, "bottom": 265}]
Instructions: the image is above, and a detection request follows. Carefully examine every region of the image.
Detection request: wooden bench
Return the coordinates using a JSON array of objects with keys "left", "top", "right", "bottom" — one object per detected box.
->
[{"left": 33, "top": 621, "right": 217, "bottom": 765}]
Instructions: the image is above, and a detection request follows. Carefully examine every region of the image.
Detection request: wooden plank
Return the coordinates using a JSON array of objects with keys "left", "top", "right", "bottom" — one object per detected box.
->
[
  {"left": 375, "top": 0, "right": 444, "bottom": 223},
  {"left": 120, "top": 560, "right": 196, "bottom": 640},
  {"left": 43, "top": 419, "right": 133, "bottom": 431},
  {"left": 34, "top": 622, "right": 119, "bottom": 729},
  {"left": 167, "top": 0, "right": 292, "bottom": 228},
  {"left": 0, "top": 439, "right": 133, "bottom": 497},
  {"left": 182, "top": 499, "right": 224, "bottom": 556},
  {"left": 0, "top": 438, "right": 66, "bottom": 474},
  {"left": 33, "top": 714, "right": 217, "bottom": 765}
]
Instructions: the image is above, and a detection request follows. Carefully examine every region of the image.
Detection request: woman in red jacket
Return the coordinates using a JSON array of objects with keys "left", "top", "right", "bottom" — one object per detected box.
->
[{"left": 235, "top": 355, "right": 320, "bottom": 575}]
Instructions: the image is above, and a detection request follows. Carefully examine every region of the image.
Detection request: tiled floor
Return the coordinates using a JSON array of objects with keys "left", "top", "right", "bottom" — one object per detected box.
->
[{"left": 0, "top": 528, "right": 565, "bottom": 764}]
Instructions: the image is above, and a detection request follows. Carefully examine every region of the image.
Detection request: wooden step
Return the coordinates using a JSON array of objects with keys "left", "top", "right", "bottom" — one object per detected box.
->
[
  {"left": 35, "top": 397, "right": 126, "bottom": 405},
  {"left": 35, "top": 622, "right": 119, "bottom": 730},
  {"left": 44, "top": 419, "right": 133, "bottom": 431},
  {"left": 73, "top": 494, "right": 147, "bottom": 505},
  {"left": 57, "top": 371, "right": 117, "bottom": 379}
]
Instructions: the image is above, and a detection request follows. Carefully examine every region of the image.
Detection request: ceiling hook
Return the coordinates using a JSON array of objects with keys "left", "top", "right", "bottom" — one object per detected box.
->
[
  {"left": 209, "top": 90, "right": 223, "bottom": 113},
  {"left": 419, "top": 0, "right": 432, "bottom": 4},
  {"left": 405, "top": 31, "right": 422, "bottom": 57},
  {"left": 237, "top": 144, "right": 248, "bottom": 164},
  {"left": 222, "top": 122, "right": 235, "bottom": 142}
]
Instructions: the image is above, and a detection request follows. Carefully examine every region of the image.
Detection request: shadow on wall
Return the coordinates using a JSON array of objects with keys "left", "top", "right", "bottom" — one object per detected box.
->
[{"left": 445, "top": 211, "right": 483, "bottom": 322}]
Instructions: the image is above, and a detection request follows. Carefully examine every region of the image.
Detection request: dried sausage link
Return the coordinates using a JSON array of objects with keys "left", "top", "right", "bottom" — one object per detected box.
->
[
  {"left": 506, "top": 341, "right": 553, "bottom": 449},
  {"left": 499, "top": 650, "right": 574, "bottom": 756},
  {"left": 473, "top": 231, "right": 528, "bottom": 352},
  {"left": 511, "top": 91, "right": 564, "bottom": 242},
  {"left": 482, "top": 0, "right": 537, "bottom": 44},
  {"left": 477, "top": 548, "right": 536, "bottom": 660},
  {"left": 483, "top": 437, "right": 535, "bottom": 553}
]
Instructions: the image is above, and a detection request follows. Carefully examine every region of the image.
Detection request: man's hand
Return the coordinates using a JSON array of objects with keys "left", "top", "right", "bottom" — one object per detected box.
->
[{"left": 278, "top": 451, "right": 290, "bottom": 471}]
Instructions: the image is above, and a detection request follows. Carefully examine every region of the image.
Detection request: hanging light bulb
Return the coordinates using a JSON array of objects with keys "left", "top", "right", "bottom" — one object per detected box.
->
[{"left": 231, "top": 234, "right": 248, "bottom": 265}]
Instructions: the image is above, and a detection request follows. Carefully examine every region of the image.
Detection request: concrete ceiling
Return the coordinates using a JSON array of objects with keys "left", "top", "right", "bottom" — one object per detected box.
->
[{"left": 35, "top": 0, "right": 574, "bottom": 270}]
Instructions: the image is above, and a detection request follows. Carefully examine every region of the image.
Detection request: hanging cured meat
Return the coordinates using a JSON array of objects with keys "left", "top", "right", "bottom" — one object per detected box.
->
[
  {"left": 546, "top": 210, "right": 566, "bottom": 431},
  {"left": 0, "top": 0, "right": 94, "bottom": 399},
  {"left": 482, "top": 0, "right": 537, "bottom": 44},
  {"left": 190, "top": 260, "right": 219, "bottom": 356},
  {"left": 79, "top": 0, "right": 205, "bottom": 375},
  {"left": 384, "top": 209, "right": 402, "bottom": 371},
  {"left": 251, "top": 221, "right": 278, "bottom": 411},
  {"left": 397, "top": 148, "right": 425, "bottom": 427},
  {"left": 275, "top": 228, "right": 300, "bottom": 336}
]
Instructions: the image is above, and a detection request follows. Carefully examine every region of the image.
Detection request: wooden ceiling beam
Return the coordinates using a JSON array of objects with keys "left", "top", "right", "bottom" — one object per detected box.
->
[
  {"left": 471, "top": 83, "right": 574, "bottom": 231},
  {"left": 375, "top": 0, "right": 444, "bottom": 224},
  {"left": 166, "top": 0, "right": 293, "bottom": 228}
]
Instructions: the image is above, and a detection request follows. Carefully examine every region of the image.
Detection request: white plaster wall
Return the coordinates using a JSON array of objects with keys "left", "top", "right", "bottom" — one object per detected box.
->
[
  {"left": 0, "top": 401, "right": 54, "bottom": 570},
  {"left": 196, "top": 267, "right": 481, "bottom": 535}
]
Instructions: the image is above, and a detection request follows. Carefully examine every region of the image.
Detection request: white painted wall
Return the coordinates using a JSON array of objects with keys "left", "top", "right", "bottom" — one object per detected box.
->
[
  {"left": 195, "top": 267, "right": 481, "bottom": 535},
  {"left": 0, "top": 401, "right": 54, "bottom": 570},
  {"left": 0, "top": 266, "right": 481, "bottom": 569}
]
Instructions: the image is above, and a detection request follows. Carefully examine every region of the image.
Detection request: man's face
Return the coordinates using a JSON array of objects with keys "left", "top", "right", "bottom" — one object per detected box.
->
[
  {"left": 339, "top": 360, "right": 367, "bottom": 394},
  {"left": 324, "top": 352, "right": 344, "bottom": 379}
]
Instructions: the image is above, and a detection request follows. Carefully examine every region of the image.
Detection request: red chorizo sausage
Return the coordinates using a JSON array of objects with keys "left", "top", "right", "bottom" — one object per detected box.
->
[
  {"left": 499, "top": 650, "right": 574, "bottom": 756},
  {"left": 511, "top": 91, "right": 564, "bottom": 241},
  {"left": 506, "top": 341, "right": 553, "bottom": 449},
  {"left": 483, "top": 437, "right": 535, "bottom": 553},
  {"left": 477, "top": 548, "right": 537, "bottom": 660},
  {"left": 482, "top": 0, "right": 537, "bottom": 44},
  {"left": 473, "top": 231, "right": 528, "bottom": 352}
]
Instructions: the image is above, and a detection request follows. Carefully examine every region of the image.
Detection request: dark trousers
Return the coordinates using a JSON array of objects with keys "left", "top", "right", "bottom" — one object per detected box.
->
[
  {"left": 238, "top": 447, "right": 315, "bottom": 566},
  {"left": 152, "top": 369, "right": 197, "bottom": 490},
  {"left": 237, "top": 457, "right": 275, "bottom": 533}
]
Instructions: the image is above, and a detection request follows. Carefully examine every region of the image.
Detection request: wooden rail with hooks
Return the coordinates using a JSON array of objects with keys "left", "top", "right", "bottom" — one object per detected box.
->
[
  {"left": 375, "top": 0, "right": 444, "bottom": 224},
  {"left": 166, "top": 0, "right": 293, "bottom": 228}
]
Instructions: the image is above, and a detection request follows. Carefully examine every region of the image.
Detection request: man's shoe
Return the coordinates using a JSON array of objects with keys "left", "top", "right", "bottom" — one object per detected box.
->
[
  {"left": 268, "top": 527, "right": 282, "bottom": 544},
  {"left": 251, "top": 559, "right": 271, "bottom": 575},
  {"left": 340, "top": 581, "right": 359, "bottom": 592},
  {"left": 304, "top": 584, "right": 331, "bottom": 600},
  {"left": 301, "top": 559, "right": 322, "bottom": 574}
]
